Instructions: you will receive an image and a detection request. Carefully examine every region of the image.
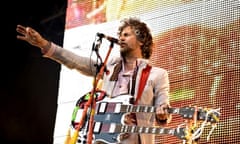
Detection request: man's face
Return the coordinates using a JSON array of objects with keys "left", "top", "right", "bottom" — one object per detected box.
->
[{"left": 119, "top": 26, "right": 142, "bottom": 56}]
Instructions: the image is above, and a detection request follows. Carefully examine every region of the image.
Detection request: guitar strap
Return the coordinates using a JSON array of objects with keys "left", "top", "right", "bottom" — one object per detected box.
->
[{"left": 134, "top": 64, "right": 152, "bottom": 105}]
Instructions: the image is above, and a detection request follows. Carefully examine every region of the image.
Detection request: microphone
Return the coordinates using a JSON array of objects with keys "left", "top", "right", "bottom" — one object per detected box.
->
[{"left": 97, "top": 32, "right": 119, "bottom": 45}]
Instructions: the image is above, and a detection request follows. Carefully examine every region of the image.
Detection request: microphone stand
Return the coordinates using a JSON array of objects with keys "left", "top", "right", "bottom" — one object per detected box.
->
[
  {"left": 87, "top": 40, "right": 115, "bottom": 144},
  {"left": 87, "top": 39, "right": 115, "bottom": 144},
  {"left": 70, "top": 34, "right": 115, "bottom": 144}
]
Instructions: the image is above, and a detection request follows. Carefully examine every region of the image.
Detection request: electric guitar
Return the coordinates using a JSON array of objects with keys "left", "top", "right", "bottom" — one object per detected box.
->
[{"left": 71, "top": 90, "right": 220, "bottom": 143}]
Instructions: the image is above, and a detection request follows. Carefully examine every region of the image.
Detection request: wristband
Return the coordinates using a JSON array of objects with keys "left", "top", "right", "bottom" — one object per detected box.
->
[{"left": 42, "top": 41, "right": 56, "bottom": 57}]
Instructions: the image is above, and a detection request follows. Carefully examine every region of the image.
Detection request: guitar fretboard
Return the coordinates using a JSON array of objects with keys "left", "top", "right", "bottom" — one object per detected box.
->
[
  {"left": 93, "top": 122, "right": 187, "bottom": 140},
  {"left": 97, "top": 103, "right": 180, "bottom": 114},
  {"left": 121, "top": 104, "right": 156, "bottom": 113}
]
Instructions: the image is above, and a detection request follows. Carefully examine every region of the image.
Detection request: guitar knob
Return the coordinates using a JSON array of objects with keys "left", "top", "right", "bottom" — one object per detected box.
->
[{"left": 129, "top": 97, "right": 134, "bottom": 104}]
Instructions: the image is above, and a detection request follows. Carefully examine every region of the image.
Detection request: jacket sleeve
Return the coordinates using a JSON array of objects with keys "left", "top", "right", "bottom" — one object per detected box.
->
[
  {"left": 42, "top": 42, "right": 99, "bottom": 76},
  {"left": 153, "top": 68, "right": 171, "bottom": 124},
  {"left": 154, "top": 68, "right": 170, "bottom": 106}
]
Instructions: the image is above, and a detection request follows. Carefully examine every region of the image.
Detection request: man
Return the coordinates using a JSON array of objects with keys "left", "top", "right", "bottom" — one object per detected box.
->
[{"left": 16, "top": 17, "right": 171, "bottom": 144}]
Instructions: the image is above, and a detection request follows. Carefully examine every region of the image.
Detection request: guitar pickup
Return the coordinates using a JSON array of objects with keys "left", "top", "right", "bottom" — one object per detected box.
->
[
  {"left": 93, "top": 122, "right": 101, "bottom": 133},
  {"left": 98, "top": 102, "right": 107, "bottom": 114},
  {"left": 93, "top": 122, "right": 116, "bottom": 134},
  {"left": 97, "top": 102, "right": 122, "bottom": 114}
]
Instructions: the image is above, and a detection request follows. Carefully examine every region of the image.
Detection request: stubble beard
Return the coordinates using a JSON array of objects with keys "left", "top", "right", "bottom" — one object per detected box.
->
[{"left": 120, "top": 47, "right": 130, "bottom": 58}]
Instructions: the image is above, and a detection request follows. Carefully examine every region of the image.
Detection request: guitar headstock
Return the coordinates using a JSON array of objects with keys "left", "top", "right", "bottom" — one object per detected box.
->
[
  {"left": 173, "top": 127, "right": 189, "bottom": 140},
  {"left": 197, "top": 108, "right": 220, "bottom": 123},
  {"left": 169, "top": 106, "right": 220, "bottom": 123}
]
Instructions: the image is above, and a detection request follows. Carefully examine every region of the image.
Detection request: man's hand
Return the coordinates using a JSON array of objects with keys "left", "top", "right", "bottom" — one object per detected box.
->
[
  {"left": 156, "top": 103, "right": 171, "bottom": 124},
  {"left": 123, "top": 113, "right": 137, "bottom": 125},
  {"left": 16, "top": 25, "right": 48, "bottom": 49}
]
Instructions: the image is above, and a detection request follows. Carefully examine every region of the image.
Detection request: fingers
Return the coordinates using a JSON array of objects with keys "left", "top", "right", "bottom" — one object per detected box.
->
[
  {"left": 123, "top": 113, "right": 137, "bottom": 125},
  {"left": 26, "top": 27, "right": 37, "bottom": 37},
  {"left": 156, "top": 104, "right": 171, "bottom": 123},
  {"left": 124, "top": 116, "right": 136, "bottom": 124},
  {"left": 156, "top": 103, "right": 169, "bottom": 115},
  {"left": 16, "top": 25, "right": 25, "bottom": 34},
  {"left": 16, "top": 25, "right": 26, "bottom": 32},
  {"left": 16, "top": 35, "right": 26, "bottom": 41},
  {"left": 16, "top": 25, "right": 40, "bottom": 44},
  {"left": 16, "top": 25, "right": 34, "bottom": 38},
  {"left": 16, "top": 25, "right": 28, "bottom": 41}
]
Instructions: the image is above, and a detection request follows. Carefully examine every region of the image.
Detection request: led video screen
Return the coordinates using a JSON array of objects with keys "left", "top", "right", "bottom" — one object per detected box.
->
[{"left": 54, "top": 1, "right": 240, "bottom": 144}]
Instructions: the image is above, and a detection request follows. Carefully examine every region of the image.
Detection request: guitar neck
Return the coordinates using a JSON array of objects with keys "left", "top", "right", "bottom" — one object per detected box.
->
[
  {"left": 121, "top": 104, "right": 177, "bottom": 114},
  {"left": 94, "top": 122, "right": 186, "bottom": 140},
  {"left": 119, "top": 105, "right": 219, "bottom": 122}
]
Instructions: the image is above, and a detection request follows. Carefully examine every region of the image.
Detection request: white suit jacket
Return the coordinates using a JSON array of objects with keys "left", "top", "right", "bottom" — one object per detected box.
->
[{"left": 45, "top": 43, "right": 170, "bottom": 144}]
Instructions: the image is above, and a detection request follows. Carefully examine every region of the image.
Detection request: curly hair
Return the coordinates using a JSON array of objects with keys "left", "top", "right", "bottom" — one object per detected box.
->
[{"left": 118, "top": 17, "right": 153, "bottom": 59}]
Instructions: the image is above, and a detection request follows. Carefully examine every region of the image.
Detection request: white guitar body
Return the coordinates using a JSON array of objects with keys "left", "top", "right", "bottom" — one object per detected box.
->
[{"left": 73, "top": 93, "right": 134, "bottom": 144}]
